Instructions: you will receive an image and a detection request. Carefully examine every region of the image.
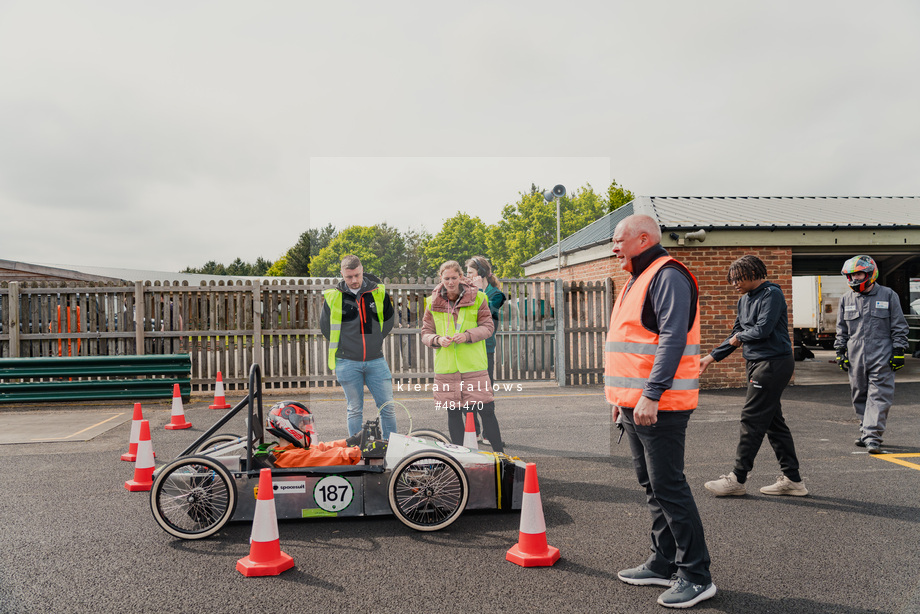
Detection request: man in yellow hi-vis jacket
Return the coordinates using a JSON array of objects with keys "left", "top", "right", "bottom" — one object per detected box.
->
[{"left": 320, "top": 255, "right": 396, "bottom": 439}]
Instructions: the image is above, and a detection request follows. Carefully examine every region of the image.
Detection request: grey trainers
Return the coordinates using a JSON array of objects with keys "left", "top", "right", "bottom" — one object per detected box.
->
[
  {"left": 866, "top": 441, "right": 883, "bottom": 454},
  {"left": 617, "top": 564, "right": 675, "bottom": 587},
  {"left": 854, "top": 437, "right": 866, "bottom": 447},
  {"left": 704, "top": 472, "right": 746, "bottom": 496},
  {"left": 760, "top": 475, "right": 808, "bottom": 496},
  {"left": 658, "top": 578, "right": 717, "bottom": 608}
]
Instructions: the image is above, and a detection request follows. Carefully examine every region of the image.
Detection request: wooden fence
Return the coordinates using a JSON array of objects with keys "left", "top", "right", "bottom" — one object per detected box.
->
[{"left": 0, "top": 278, "right": 611, "bottom": 392}]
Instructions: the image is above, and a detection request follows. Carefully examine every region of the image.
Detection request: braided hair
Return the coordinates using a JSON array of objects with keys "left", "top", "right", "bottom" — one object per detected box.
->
[{"left": 727, "top": 255, "right": 768, "bottom": 283}]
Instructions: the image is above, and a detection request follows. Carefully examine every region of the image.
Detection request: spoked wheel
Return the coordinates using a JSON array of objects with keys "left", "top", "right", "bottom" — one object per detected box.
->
[
  {"left": 150, "top": 455, "right": 238, "bottom": 540},
  {"left": 407, "top": 429, "right": 451, "bottom": 444},
  {"left": 388, "top": 450, "right": 468, "bottom": 531},
  {"left": 193, "top": 433, "right": 243, "bottom": 454}
]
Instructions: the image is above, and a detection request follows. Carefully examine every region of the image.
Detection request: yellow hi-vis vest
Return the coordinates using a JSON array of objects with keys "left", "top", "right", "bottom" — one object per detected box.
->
[
  {"left": 604, "top": 256, "right": 700, "bottom": 411},
  {"left": 426, "top": 291, "right": 488, "bottom": 374},
  {"left": 323, "top": 285, "right": 386, "bottom": 370}
]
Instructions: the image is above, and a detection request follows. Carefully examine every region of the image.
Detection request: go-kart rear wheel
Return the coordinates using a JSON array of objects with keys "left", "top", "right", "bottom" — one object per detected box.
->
[
  {"left": 193, "top": 433, "right": 242, "bottom": 454},
  {"left": 388, "top": 450, "right": 468, "bottom": 531},
  {"left": 407, "top": 428, "right": 451, "bottom": 444},
  {"left": 150, "top": 455, "right": 237, "bottom": 540}
]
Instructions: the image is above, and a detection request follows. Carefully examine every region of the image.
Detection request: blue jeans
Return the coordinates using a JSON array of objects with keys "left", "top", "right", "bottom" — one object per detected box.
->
[{"left": 335, "top": 357, "right": 397, "bottom": 439}]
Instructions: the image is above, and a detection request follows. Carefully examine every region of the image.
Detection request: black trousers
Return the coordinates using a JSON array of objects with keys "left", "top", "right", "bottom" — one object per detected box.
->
[
  {"left": 448, "top": 401, "right": 504, "bottom": 453},
  {"left": 473, "top": 354, "right": 495, "bottom": 435},
  {"left": 621, "top": 408, "right": 711, "bottom": 585},
  {"left": 733, "top": 355, "right": 800, "bottom": 483}
]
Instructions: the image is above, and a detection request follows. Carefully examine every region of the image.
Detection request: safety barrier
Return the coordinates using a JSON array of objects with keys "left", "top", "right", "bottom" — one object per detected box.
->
[{"left": 0, "top": 354, "right": 191, "bottom": 403}]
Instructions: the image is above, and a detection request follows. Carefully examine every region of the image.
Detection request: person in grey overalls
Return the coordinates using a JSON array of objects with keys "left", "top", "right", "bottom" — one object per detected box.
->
[{"left": 834, "top": 255, "right": 909, "bottom": 454}]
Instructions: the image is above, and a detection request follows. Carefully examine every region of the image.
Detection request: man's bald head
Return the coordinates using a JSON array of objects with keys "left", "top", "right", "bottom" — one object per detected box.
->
[
  {"left": 617, "top": 214, "right": 661, "bottom": 244},
  {"left": 611, "top": 214, "right": 662, "bottom": 274}
]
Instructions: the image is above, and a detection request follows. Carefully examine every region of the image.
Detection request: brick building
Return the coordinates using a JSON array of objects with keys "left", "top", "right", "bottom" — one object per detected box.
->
[{"left": 523, "top": 196, "right": 920, "bottom": 388}]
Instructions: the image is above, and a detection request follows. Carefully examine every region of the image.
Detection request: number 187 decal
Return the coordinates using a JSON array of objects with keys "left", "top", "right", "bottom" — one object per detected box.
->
[{"left": 313, "top": 476, "right": 354, "bottom": 512}]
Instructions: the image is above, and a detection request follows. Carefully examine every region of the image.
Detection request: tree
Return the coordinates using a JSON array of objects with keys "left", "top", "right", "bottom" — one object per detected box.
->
[
  {"left": 266, "top": 255, "right": 287, "bottom": 276},
  {"left": 487, "top": 183, "right": 612, "bottom": 277},
  {"left": 282, "top": 224, "right": 337, "bottom": 276},
  {"left": 422, "top": 212, "right": 489, "bottom": 274},
  {"left": 402, "top": 226, "right": 434, "bottom": 280},
  {"left": 310, "top": 225, "right": 384, "bottom": 277},
  {"left": 606, "top": 179, "right": 634, "bottom": 212}
]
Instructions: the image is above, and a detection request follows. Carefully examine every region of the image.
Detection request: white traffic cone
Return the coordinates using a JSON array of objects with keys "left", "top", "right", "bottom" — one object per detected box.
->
[
  {"left": 209, "top": 371, "right": 231, "bottom": 409},
  {"left": 125, "top": 420, "right": 156, "bottom": 492},
  {"left": 462, "top": 411, "right": 478, "bottom": 450},
  {"left": 237, "top": 468, "right": 295, "bottom": 576},
  {"left": 506, "top": 462, "right": 560, "bottom": 567},
  {"left": 165, "top": 383, "right": 192, "bottom": 430}
]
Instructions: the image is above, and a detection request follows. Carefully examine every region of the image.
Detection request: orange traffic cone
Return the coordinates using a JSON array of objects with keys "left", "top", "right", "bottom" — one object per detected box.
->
[
  {"left": 121, "top": 402, "right": 144, "bottom": 461},
  {"left": 237, "top": 468, "right": 295, "bottom": 577},
  {"left": 125, "top": 420, "right": 155, "bottom": 492},
  {"left": 165, "top": 384, "right": 192, "bottom": 430},
  {"left": 463, "top": 411, "right": 478, "bottom": 450},
  {"left": 506, "top": 463, "right": 560, "bottom": 567},
  {"left": 209, "top": 371, "right": 231, "bottom": 409}
]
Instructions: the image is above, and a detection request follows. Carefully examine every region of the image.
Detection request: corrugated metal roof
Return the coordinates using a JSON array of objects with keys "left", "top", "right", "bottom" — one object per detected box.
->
[
  {"left": 522, "top": 196, "right": 920, "bottom": 267},
  {"left": 648, "top": 196, "right": 920, "bottom": 228}
]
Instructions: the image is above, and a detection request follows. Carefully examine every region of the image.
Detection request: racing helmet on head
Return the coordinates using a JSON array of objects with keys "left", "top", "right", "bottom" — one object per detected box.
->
[
  {"left": 267, "top": 401, "right": 315, "bottom": 448},
  {"left": 841, "top": 255, "right": 878, "bottom": 293}
]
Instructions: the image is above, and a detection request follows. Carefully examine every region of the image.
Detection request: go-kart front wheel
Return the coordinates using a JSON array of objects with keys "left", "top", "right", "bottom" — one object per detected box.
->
[
  {"left": 193, "top": 433, "right": 242, "bottom": 454},
  {"left": 387, "top": 450, "right": 468, "bottom": 531},
  {"left": 150, "top": 455, "right": 237, "bottom": 540},
  {"left": 406, "top": 428, "right": 451, "bottom": 444}
]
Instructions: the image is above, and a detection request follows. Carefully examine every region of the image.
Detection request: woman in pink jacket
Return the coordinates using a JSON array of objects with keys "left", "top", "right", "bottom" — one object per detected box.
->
[{"left": 421, "top": 260, "right": 505, "bottom": 452}]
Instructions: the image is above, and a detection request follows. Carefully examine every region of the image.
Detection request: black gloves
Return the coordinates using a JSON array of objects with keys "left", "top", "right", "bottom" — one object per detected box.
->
[
  {"left": 890, "top": 349, "right": 907, "bottom": 371},
  {"left": 836, "top": 351, "right": 849, "bottom": 372}
]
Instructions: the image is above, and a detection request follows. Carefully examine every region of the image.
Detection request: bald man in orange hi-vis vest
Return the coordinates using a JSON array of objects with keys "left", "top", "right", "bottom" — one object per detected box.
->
[{"left": 606, "top": 214, "right": 716, "bottom": 610}]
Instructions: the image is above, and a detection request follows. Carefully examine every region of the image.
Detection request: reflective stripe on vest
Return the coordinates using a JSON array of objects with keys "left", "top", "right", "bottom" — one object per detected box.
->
[
  {"left": 323, "top": 285, "right": 386, "bottom": 370},
  {"left": 426, "top": 291, "right": 488, "bottom": 374},
  {"left": 604, "top": 256, "right": 701, "bottom": 411}
]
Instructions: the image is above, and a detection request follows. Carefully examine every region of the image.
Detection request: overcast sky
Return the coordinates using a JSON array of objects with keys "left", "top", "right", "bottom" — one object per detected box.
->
[{"left": 2, "top": 1, "right": 918, "bottom": 272}]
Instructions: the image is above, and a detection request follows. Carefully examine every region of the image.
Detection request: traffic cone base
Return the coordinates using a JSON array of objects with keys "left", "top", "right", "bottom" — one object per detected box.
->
[
  {"left": 236, "top": 549, "right": 295, "bottom": 577},
  {"left": 166, "top": 383, "right": 192, "bottom": 429},
  {"left": 209, "top": 371, "right": 231, "bottom": 409},
  {"left": 505, "top": 540, "right": 561, "bottom": 567}
]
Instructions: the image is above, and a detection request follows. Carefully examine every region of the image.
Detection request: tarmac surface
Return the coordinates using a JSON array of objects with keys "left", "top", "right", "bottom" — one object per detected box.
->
[{"left": 1, "top": 360, "right": 920, "bottom": 614}]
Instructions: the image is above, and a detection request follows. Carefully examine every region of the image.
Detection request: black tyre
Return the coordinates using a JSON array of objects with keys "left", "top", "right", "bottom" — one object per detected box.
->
[
  {"left": 407, "top": 429, "right": 451, "bottom": 444},
  {"left": 193, "top": 434, "right": 242, "bottom": 454},
  {"left": 387, "top": 450, "right": 468, "bottom": 531},
  {"left": 150, "top": 455, "right": 237, "bottom": 540}
]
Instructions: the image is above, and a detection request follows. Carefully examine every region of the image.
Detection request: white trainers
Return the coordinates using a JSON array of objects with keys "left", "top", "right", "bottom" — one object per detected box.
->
[
  {"left": 760, "top": 475, "right": 808, "bottom": 496},
  {"left": 704, "top": 472, "right": 746, "bottom": 496}
]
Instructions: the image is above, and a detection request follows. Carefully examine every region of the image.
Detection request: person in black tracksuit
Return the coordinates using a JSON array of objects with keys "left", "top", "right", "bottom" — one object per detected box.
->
[{"left": 700, "top": 256, "right": 807, "bottom": 497}]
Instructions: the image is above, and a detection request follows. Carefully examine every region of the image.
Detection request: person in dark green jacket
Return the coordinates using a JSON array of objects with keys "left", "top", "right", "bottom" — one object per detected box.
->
[{"left": 465, "top": 256, "right": 506, "bottom": 444}]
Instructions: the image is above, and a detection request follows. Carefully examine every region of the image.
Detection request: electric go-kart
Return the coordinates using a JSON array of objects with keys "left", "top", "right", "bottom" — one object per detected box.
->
[{"left": 150, "top": 364, "right": 527, "bottom": 539}]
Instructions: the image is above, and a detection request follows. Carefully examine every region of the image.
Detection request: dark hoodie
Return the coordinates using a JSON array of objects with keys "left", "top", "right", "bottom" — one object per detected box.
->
[
  {"left": 710, "top": 281, "right": 792, "bottom": 363},
  {"left": 319, "top": 272, "right": 395, "bottom": 362}
]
